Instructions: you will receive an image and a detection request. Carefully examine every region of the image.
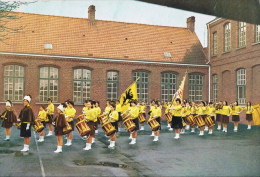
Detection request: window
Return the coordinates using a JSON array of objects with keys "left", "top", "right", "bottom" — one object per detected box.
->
[
  {"left": 39, "top": 67, "right": 59, "bottom": 102},
  {"left": 161, "top": 72, "right": 177, "bottom": 103},
  {"left": 4, "top": 65, "right": 24, "bottom": 101},
  {"left": 213, "top": 32, "right": 218, "bottom": 56},
  {"left": 212, "top": 74, "right": 218, "bottom": 102},
  {"left": 133, "top": 71, "right": 149, "bottom": 103},
  {"left": 256, "top": 25, "right": 260, "bottom": 43},
  {"left": 107, "top": 71, "right": 119, "bottom": 100},
  {"left": 73, "top": 68, "right": 91, "bottom": 104},
  {"left": 238, "top": 22, "right": 246, "bottom": 47},
  {"left": 224, "top": 23, "right": 231, "bottom": 52},
  {"left": 237, "top": 69, "right": 246, "bottom": 105},
  {"left": 188, "top": 74, "right": 203, "bottom": 101}
]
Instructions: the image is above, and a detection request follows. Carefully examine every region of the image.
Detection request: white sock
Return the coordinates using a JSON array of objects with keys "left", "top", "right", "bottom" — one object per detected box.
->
[
  {"left": 5, "top": 136, "right": 10, "bottom": 139},
  {"left": 92, "top": 138, "right": 95, "bottom": 143}
]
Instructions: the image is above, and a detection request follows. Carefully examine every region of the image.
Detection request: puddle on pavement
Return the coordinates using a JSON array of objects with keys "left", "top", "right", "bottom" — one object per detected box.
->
[
  {"left": 14, "top": 151, "right": 32, "bottom": 157},
  {"left": 73, "top": 160, "right": 129, "bottom": 169},
  {"left": 0, "top": 149, "right": 15, "bottom": 154}
]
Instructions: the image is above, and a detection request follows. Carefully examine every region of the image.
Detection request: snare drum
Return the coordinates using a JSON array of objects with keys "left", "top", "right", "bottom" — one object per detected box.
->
[
  {"left": 193, "top": 115, "right": 205, "bottom": 128},
  {"left": 102, "top": 122, "right": 116, "bottom": 136},
  {"left": 138, "top": 113, "right": 146, "bottom": 123},
  {"left": 185, "top": 115, "right": 196, "bottom": 126},
  {"left": 123, "top": 119, "right": 136, "bottom": 132},
  {"left": 76, "top": 120, "right": 91, "bottom": 136},
  {"left": 165, "top": 112, "right": 172, "bottom": 123},
  {"left": 147, "top": 118, "right": 160, "bottom": 131},
  {"left": 33, "top": 119, "right": 44, "bottom": 133},
  {"left": 14, "top": 122, "right": 21, "bottom": 129},
  {"left": 204, "top": 115, "right": 215, "bottom": 128},
  {"left": 63, "top": 121, "right": 72, "bottom": 134},
  {"left": 76, "top": 114, "right": 85, "bottom": 122},
  {"left": 98, "top": 114, "right": 108, "bottom": 124}
]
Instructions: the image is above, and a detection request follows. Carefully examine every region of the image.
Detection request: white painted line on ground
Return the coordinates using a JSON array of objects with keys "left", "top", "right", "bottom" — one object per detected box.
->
[{"left": 34, "top": 132, "right": 46, "bottom": 177}]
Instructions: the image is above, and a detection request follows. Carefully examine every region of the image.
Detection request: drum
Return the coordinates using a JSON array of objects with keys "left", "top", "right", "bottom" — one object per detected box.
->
[
  {"left": 76, "top": 114, "right": 85, "bottom": 122},
  {"left": 33, "top": 119, "right": 44, "bottom": 133},
  {"left": 76, "top": 120, "right": 91, "bottom": 136},
  {"left": 123, "top": 119, "right": 136, "bottom": 132},
  {"left": 138, "top": 113, "right": 146, "bottom": 123},
  {"left": 102, "top": 122, "right": 116, "bottom": 136},
  {"left": 147, "top": 118, "right": 160, "bottom": 131},
  {"left": 193, "top": 115, "right": 205, "bottom": 128},
  {"left": 14, "top": 122, "right": 21, "bottom": 129},
  {"left": 185, "top": 115, "right": 196, "bottom": 126},
  {"left": 204, "top": 115, "right": 215, "bottom": 128},
  {"left": 63, "top": 121, "right": 72, "bottom": 134},
  {"left": 165, "top": 112, "right": 172, "bottom": 123},
  {"left": 98, "top": 114, "right": 108, "bottom": 124},
  {"left": 182, "top": 118, "right": 187, "bottom": 127}
]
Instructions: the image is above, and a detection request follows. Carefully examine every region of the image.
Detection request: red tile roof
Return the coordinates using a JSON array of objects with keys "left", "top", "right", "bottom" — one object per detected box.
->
[{"left": 0, "top": 12, "right": 206, "bottom": 64}]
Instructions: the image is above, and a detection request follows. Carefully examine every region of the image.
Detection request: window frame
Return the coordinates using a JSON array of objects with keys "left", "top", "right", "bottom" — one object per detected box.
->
[
  {"left": 224, "top": 22, "right": 231, "bottom": 52},
  {"left": 238, "top": 21, "right": 246, "bottom": 48},
  {"left": 133, "top": 71, "right": 149, "bottom": 103},
  {"left": 188, "top": 73, "right": 204, "bottom": 102},
  {"left": 212, "top": 32, "right": 218, "bottom": 56},
  {"left": 106, "top": 70, "right": 119, "bottom": 101},
  {"left": 160, "top": 72, "right": 178, "bottom": 103},
  {"left": 255, "top": 24, "right": 260, "bottom": 43},
  {"left": 212, "top": 74, "right": 218, "bottom": 103},
  {"left": 236, "top": 68, "right": 246, "bottom": 105}
]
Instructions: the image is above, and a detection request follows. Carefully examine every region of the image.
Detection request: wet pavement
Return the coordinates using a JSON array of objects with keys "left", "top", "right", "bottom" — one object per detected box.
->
[{"left": 0, "top": 121, "right": 259, "bottom": 176}]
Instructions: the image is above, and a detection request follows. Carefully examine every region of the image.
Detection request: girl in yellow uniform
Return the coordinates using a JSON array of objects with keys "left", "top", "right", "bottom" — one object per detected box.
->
[
  {"left": 207, "top": 102, "right": 215, "bottom": 134},
  {"left": 116, "top": 100, "right": 123, "bottom": 132},
  {"left": 149, "top": 101, "right": 156, "bottom": 136},
  {"left": 46, "top": 98, "right": 54, "bottom": 136},
  {"left": 196, "top": 101, "right": 207, "bottom": 136},
  {"left": 171, "top": 98, "right": 183, "bottom": 139},
  {"left": 1, "top": 100, "right": 17, "bottom": 141},
  {"left": 83, "top": 100, "right": 96, "bottom": 150},
  {"left": 108, "top": 103, "right": 119, "bottom": 149},
  {"left": 190, "top": 102, "right": 197, "bottom": 133},
  {"left": 129, "top": 100, "right": 140, "bottom": 144},
  {"left": 216, "top": 101, "right": 223, "bottom": 130},
  {"left": 139, "top": 101, "right": 146, "bottom": 131},
  {"left": 64, "top": 100, "right": 76, "bottom": 146},
  {"left": 165, "top": 101, "right": 173, "bottom": 130},
  {"left": 37, "top": 105, "right": 48, "bottom": 142},
  {"left": 181, "top": 102, "right": 191, "bottom": 133},
  {"left": 104, "top": 100, "right": 111, "bottom": 115},
  {"left": 245, "top": 101, "right": 254, "bottom": 130},
  {"left": 231, "top": 101, "right": 243, "bottom": 132},
  {"left": 149, "top": 101, "right": 162, "bottom": 141},
  {"left": 221, "top": 101, "right": 232, "bottom": 132}
]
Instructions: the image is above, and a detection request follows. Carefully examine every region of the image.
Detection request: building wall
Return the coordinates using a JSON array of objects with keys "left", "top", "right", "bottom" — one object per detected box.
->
[
  {"left": 208, "top": 18, "right": 260, "bottom": 104},
  {"left": 0, "top": 54, "right": 209, "bottom": 114}
]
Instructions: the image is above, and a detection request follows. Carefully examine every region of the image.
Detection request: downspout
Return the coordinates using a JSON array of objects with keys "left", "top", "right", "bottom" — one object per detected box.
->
[{"left": 207, "top": 23, "right": 211, "bottom": 102}]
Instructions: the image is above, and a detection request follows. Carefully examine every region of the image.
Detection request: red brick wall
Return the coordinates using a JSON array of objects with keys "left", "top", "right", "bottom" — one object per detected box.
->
[{"left": 0, "top": 54, "right": 209, "bottom": 116}]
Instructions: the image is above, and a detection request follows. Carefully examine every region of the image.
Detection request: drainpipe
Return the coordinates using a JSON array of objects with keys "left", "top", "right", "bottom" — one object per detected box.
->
[{"left": 207, "top": 23, "right": 211, "bottom": 102}]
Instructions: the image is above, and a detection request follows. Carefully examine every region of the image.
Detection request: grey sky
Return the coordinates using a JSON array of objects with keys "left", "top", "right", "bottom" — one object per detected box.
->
[{"left": 16, "top": 0, "right": 215, "bottom": 47}]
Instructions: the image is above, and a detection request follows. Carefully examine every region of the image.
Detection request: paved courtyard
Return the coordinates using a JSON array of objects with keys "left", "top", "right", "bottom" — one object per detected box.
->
[{"left": 0, "top": 121, "right": 259, "bottom": 176}]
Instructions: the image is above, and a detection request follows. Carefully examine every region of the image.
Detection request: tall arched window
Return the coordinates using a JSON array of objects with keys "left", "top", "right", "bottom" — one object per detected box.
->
[
  {"left": 212, "top": 74, "right": 218, "bottom": 102},
  {"left": 133, "top": 71, "right": 149, "bottom": 103},
  {"left": 4, "top": 65, "right": 24, "bottom": 101},
  {"left": 107, "top": 71, "right": 119, "bottom": 100},
  {"left": 237, "top": 68, "right": 246, "bottom": 105},
  {"left": 189, "top": 74, "right": 203, "bottom": 101},
  {"left": 224, "top": 23, "right": 231, "bottom": 52},
  {"left": 212, "top": 32, "right": 218, "bottom": 56},
  {"left": 161, "top": 72, "right": 177, "bottom": 103},
  {"left": 255, "top": 25, "right": 260, "bottom": 43},
  {"left": 238, "top": 22, "right": 246, "bottom": 47},
  {"left": 39, "top": 66, "right": 59, "bottom": 102},
  {"left": 73, "top": 68, "right": 91, "bottom": 104}
]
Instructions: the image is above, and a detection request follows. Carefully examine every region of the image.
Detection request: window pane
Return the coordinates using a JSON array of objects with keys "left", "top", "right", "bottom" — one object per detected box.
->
[
  {"left": 189, "top": 74, "right": 203, "bottom": 101},
  {"left": 73, "top": 69, "right": 91, "bottom": 103},
  {"left": 107, "top": 71, "right": 118, "bottom": 100},
  {"left": 133, "top": 71, "right": 149, "bottom": 103}
]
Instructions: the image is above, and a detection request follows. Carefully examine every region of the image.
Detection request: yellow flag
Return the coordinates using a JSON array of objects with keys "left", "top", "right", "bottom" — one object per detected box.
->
[
  {"left": 252, "top": 104, "right": 260, "bottom": 125},
  {"left": 119, "top": 81, "right": 138, "bottom": 112},
  {"left": 172, "top": 71, "right": 187, "bottom": 102}
]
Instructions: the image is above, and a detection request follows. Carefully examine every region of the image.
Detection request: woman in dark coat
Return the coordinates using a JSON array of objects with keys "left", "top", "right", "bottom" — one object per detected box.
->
[{"left": 1, "top": 100, "right": 17, "bottom": 141}]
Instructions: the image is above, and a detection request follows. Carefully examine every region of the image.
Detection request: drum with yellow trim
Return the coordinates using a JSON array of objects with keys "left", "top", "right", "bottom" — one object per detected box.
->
[
  {"left": 102, "top": 122, "right": 116, "bottom": 136},
  {"left": 76, "top": 120, "right": 91, "bottom": 136},
  {"left": 123, "top": 119, "right": 136, "bottom": 132},
  {"left": 165, "top": 112, "right": 172, "bottom": 123},
  {"left": 33, "top": 119, "right": 44, "bottom": 133},
  {"left": 204, "top": 115, "right": 215, "bottom": 128},
  {"left": 63, "top": 121, "right": 72, "bottom": 134},
  {"left": 98, "top": 114, "right": 108, "bottom": 124},
  {"left": 138, "top": 113, "right": 146, "bottom": 123},
  {"left": 185, "top": 114, "right": 196, "bottom": 126},
  {"left": 148, "top": 118, "right": 160, "bottom": 131},
  {"left": 76, "top": 114, "right": 85, "bottom": 122},
  {"left": 193, "top": 115, "right": 205, "bottom": 128}
]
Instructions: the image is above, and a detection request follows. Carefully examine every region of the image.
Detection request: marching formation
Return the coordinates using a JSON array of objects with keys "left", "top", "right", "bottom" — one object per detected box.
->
[{"left": 0, "top": 95, "right": 255, "bottom": 153}]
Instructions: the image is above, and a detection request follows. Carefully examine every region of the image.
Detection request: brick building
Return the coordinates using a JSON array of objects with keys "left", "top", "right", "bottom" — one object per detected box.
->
[
  {"left": 0, "top": 6, "right": 209, "bottom": 112},
  {"left": 207, "top": 18, "right": 260, "bottom": 105}
]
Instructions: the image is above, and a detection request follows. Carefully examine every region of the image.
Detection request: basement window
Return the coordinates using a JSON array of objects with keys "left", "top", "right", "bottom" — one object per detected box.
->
[
  {"left": 44, "top": 44, "right": 53, "bottom": 50},
  {"left": 164, "top": 52, "right": 172, "bottom": 58}
]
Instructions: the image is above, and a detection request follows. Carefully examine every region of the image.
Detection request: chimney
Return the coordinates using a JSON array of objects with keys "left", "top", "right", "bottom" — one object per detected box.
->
[
  {"left": 187, "top": 16, "right": 195, "bottom": 32},
  {"left": 88, "top": 5, "right": 95, "bottom": 25}
]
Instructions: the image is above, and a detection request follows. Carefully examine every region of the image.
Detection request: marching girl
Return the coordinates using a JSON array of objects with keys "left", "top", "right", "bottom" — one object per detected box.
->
[
  {"left": 245, "top": 101, "right": 254, "bottom": 130},
  {"left": 149, "top": 100, "right": 156, "bottom": 136},
  {"left": 64, "top": 100, "right": 76, "bottom": 146},
  {"left": 165, "top": 101, "right": 173, "bottom": 130},
  {"left": 207, "top": 102, "right": 215, "bottom": 134},
  {"left": 190, "top": 102, "right": 197, "bottom": 133},
  {"left": 83, "top": 100, "right": 96, "bottom": 150},
  {"left": 46, "top": 98, "right": 54, "bottom": 136},
  {"left": 37, "top": 105, "right": 48, "bottom": 142},
  {"left": 139, "top": 101, "right": 146, "bottom": 131},
  {"left": 171, "top": 98, "right": 183, "bottom": 139},
  {"left": 107, "top": 103, "right": 119, "bottom": 148},
  {"left": 231, "top": 101, "right": 243, "bottom": 132},
  {"left": 181, "top": 102, "right": 191, "bottom": 133},
  {"left": 129, "top": 100, "right": 140, "bottom": 144},
  {"left": 18, "top": 95, "right": 35, "bottom": 152},
  {"left": 104, "top": 100, "right": 111, "bottom": 115},
  {"left": 221, "top": 101, "right": 232, "bottom": 132},
  {"left": 216, "top": 101, "right": 223, "bottom": 130},
  {"left": 91, "top": 100, "right": 99, "bottom": 142},
  {"left": 116, "top": 100, "right": 123, "bottom": 132},
  {"left": 196, "top": 101, "right": 207, "bottom": 136},
  {"left": 149, "top": 101, "right": 162, "bottom": 141},
  {"left": 1, "top": 100, "right": 17, "bottom": 141},
  {"left": 53, "top": 103, "right": 67, "bottom": 153}
]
